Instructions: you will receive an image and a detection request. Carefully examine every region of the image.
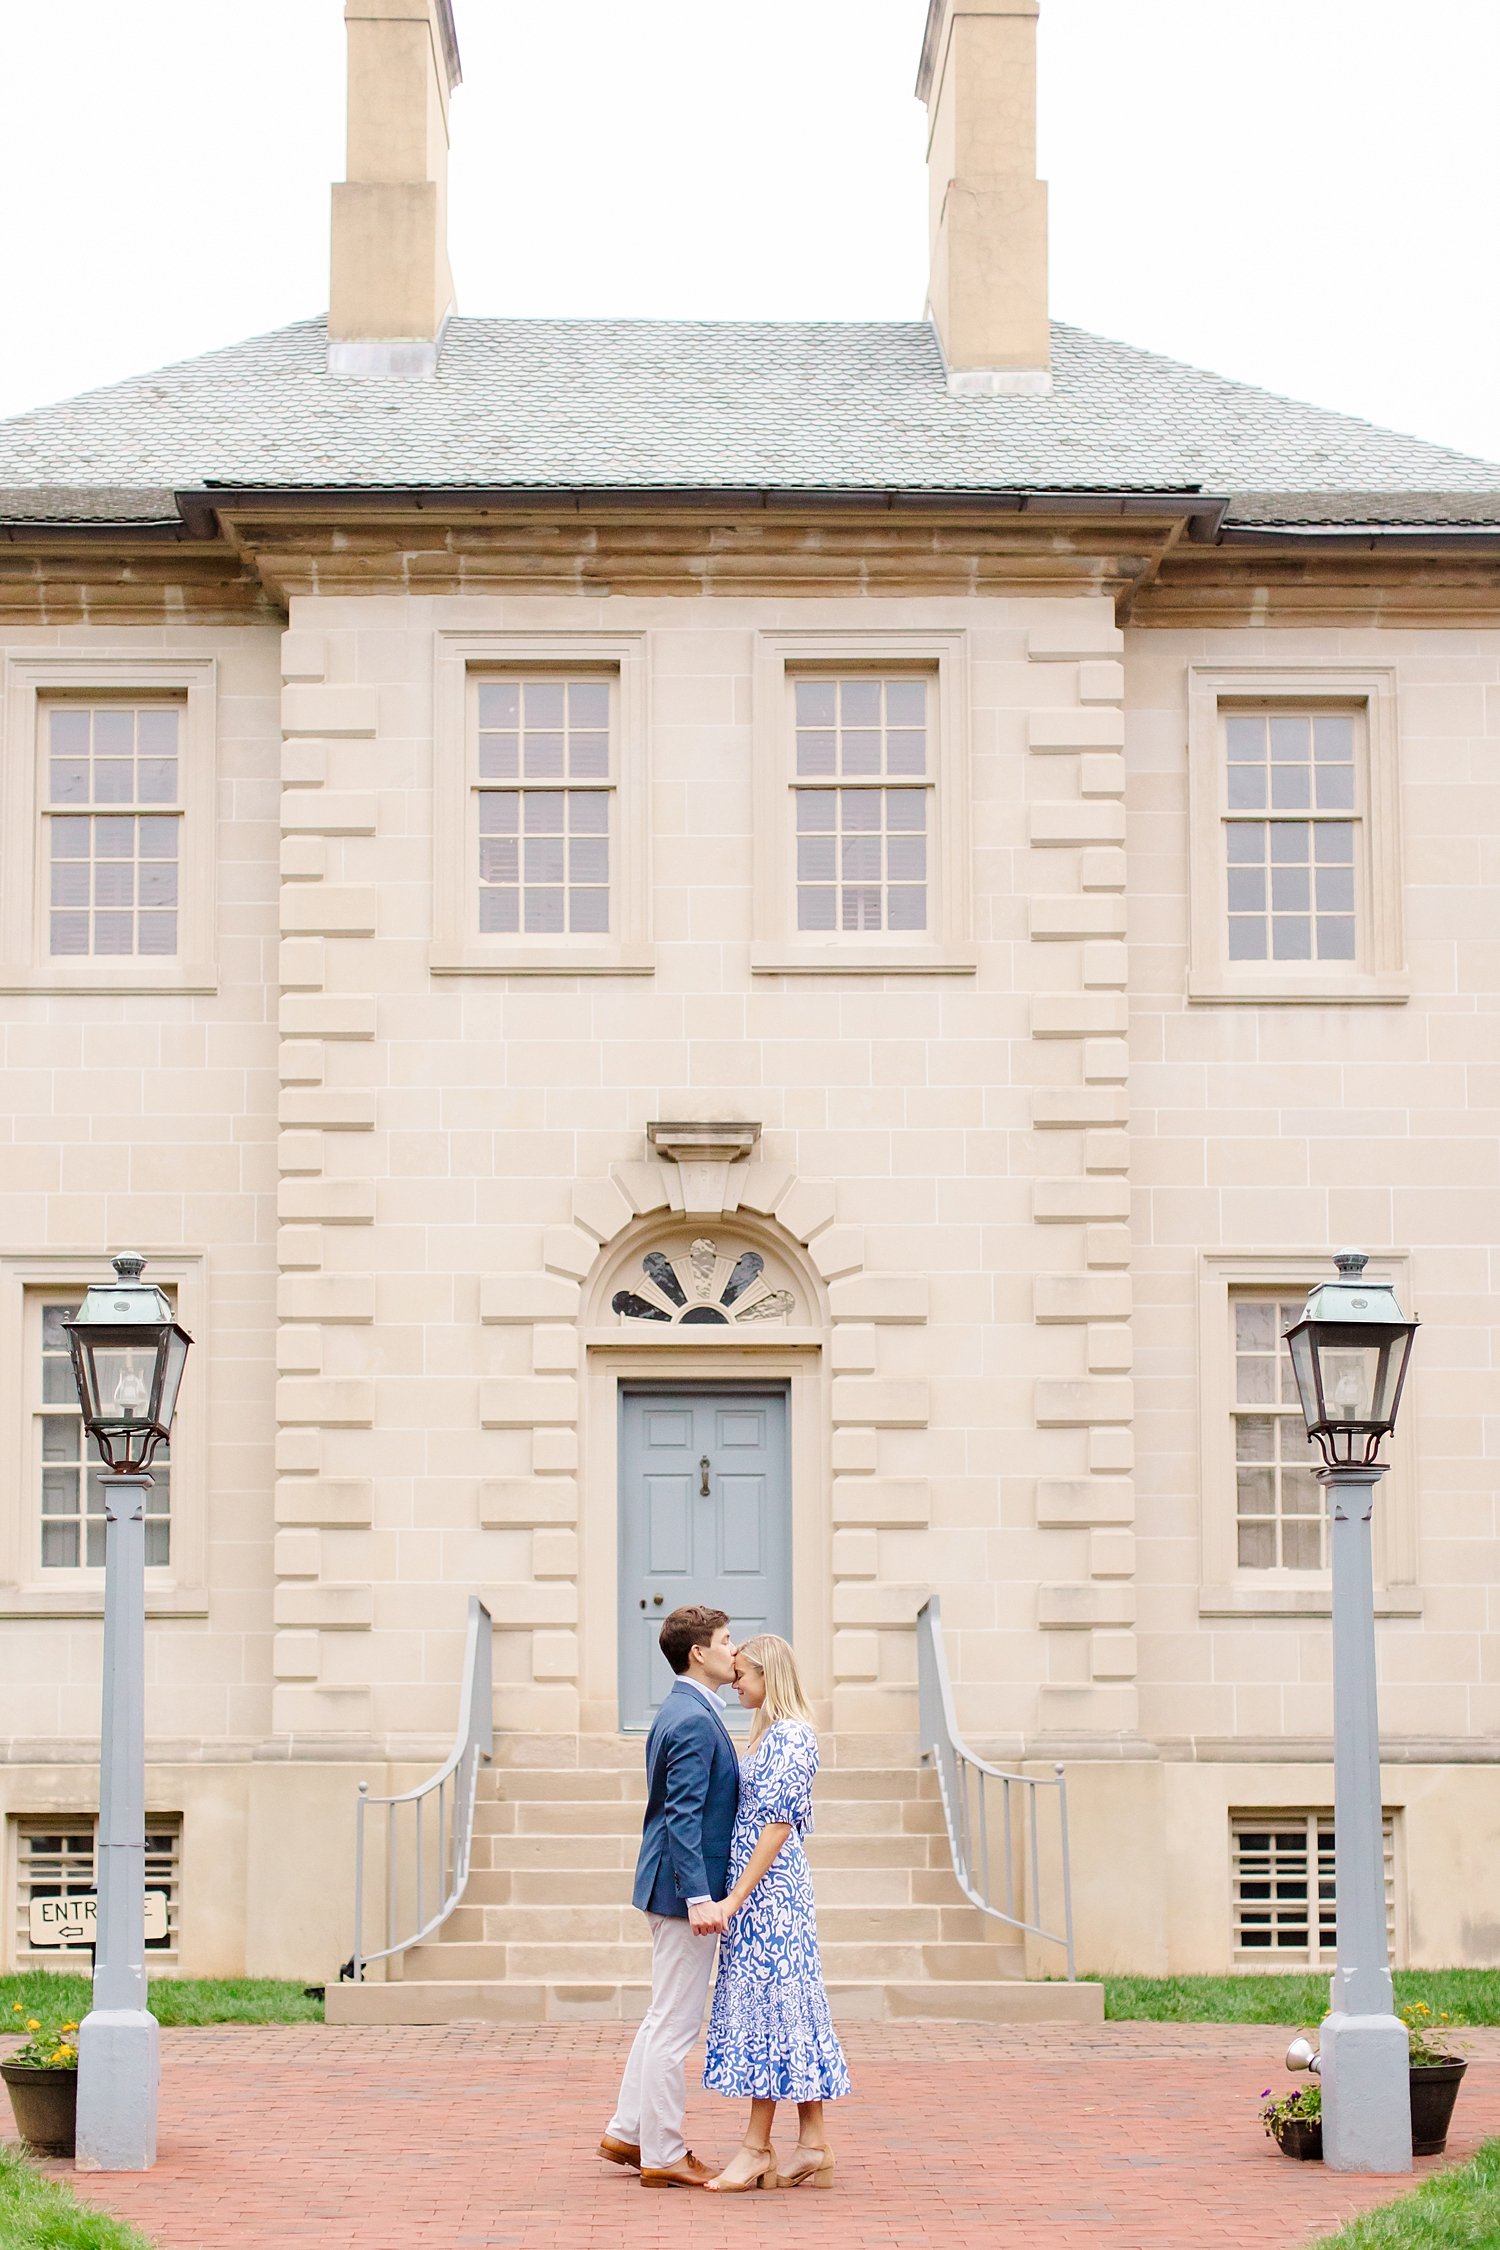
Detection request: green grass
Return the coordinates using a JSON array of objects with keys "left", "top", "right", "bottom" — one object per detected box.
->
[
  {"left": 1312, "top": 2138, "right": 1500, "bottom": 2247},
  {"left": 0, "top": 2146, "right": 153, "bottom": 2250},
  {"left": 1100, "top": 1971, "right": 1500, "bottom": 2026},
  {"left": 1, "top": 1972, "right": 322, "bottom": 2027}
]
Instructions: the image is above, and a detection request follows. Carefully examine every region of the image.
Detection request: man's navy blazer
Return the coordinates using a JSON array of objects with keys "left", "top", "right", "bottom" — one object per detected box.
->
[{"left": 631, "top": 1677, "right": 741, "bottom": 1918}]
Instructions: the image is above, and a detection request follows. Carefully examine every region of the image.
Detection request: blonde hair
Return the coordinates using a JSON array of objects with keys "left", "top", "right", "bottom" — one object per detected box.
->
[{"left": 735, "top": 1633, "right": 815, "bottom": 1744}]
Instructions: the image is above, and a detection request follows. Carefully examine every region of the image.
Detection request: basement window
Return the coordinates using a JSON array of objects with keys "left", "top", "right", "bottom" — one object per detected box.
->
[
  {"left": 1231, "top": 1810, "right": 1397, "bottom": 1967},
  {"left": 12, "top": 1815, "right": 181, "bottom": 1970}
]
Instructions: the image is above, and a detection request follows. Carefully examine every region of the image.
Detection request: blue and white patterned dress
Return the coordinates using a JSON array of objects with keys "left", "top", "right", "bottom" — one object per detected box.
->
[{"left": 702, "top": 1719, "right": 851, "bottom": 2102}]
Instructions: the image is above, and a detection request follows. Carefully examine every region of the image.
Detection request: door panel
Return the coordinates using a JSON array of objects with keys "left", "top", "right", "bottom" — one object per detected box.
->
[
  {"left": 619, "top": 1386, "right": 790, "bottom": 1731},
  {"left": 645, "top": 1478, "right": 693, "bottom": 1574},
  {"left": 718, "top": 1480, "right": 765, "bottom": 1575}
]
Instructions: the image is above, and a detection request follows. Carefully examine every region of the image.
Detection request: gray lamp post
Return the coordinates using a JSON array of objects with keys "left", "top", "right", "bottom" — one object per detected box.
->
[
  {"left": 62, "top": 1255, "right": 192, "bottom": 2174},
  {"left": 1283, "top": 1250, "right": 1418, "bottom": 2176}
]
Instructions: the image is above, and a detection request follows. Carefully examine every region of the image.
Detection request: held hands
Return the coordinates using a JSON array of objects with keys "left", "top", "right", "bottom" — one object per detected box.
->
[{"left": 688, "top": 1900, "right": 726, "bottom": 1935}]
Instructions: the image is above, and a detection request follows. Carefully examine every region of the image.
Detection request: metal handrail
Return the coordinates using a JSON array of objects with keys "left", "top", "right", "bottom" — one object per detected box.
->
[
  {"left": 916, "top": 1594, "right": 1076, "bottom": 1979},
  {"left": 342, "top": 1595, "right": 493, "bottom": 1982}
]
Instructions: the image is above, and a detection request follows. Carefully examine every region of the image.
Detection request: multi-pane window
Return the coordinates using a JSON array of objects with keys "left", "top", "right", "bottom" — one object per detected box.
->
[
  {"left": 474, "top": 677, "right": 611, "bottom": 936},
  {"left": 36, "top": 1299, "right": 170, "bottom": 1569},
  {"left": 14, "top": 1816, "right": 180, "bottom": 1966},
  {"left": 1223, "top": 710, "right": 1359, "bottom": 964},
  {"left": 1232, "top": 1811, "right": 1396, "bottom": 1966},
  {"left": 793, "top": 676, "right": 931, "bottom": 934},
  {"left": 44, "top": 704, "right": 182, "bottom": 959},
  {"left": 1232, "top": 1296, "right": 1322, "bottom": 1571}
]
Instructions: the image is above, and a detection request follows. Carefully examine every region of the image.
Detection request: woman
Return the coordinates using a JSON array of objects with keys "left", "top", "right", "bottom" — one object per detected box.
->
[{"left": 700, "top": 1634, "right": 850, "bottom": 2192}]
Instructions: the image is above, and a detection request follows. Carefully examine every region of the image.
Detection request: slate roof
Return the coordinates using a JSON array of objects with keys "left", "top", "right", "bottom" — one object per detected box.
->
[{"left": 1, "top": 315, "right": 1498, "bottom": 533}]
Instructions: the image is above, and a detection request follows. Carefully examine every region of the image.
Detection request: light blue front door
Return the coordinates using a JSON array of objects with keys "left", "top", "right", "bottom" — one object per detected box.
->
[{"left": 618, "top": 1386, "right": 791, "bottom": 1731}]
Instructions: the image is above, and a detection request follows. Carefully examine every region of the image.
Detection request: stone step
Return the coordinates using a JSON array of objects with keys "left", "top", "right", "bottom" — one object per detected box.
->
[
  {"left": 475, "top": 1834, "right": 633, "bottom": 1871},
  {"left": 803, "top": 1835, "right": 939, "bottom": 1870},
  {"left": 512, "top": 1803, "right": 645, "bottom": 1836},
  {"left": 461, "top": 1867, "right": 1004, "bottom": 1925},
  {"left": 328, "top": 1978, "right": 1102, "bottom": 2028},
  {"left": 463, "top": 1869, "right": 620, "bottom": 1907},
  {"left": 400, "top": 1935, "right": 1026, "bottom": 1983},
  {"left": 475, "top": 1800, "right": 945, "bottom": 1844},
  {"left": 488, "top": 1769, "right": 642, "bottom": 1803},
  {"left": 444, "top": 1898, "right": 991, "bottom": 1948},
  {"left": 482, "top": 1736, "right": 925, "bottom": 1778}
]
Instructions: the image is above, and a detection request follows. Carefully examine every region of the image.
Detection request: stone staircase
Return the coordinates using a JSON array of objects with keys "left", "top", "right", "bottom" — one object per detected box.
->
[{"left": 330, "top": 1735, "right": 1099, "bottom": 2025}]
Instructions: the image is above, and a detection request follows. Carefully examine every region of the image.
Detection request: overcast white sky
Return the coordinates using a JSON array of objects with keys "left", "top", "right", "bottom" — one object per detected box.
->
[{"left": 1, "top": 0, "right": 1497, "bottom": 463}]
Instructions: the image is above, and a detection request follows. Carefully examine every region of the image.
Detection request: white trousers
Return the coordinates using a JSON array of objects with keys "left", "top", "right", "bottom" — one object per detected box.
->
[{"left": 607, "top": 1912, "right": 718, "bottom": 2169}]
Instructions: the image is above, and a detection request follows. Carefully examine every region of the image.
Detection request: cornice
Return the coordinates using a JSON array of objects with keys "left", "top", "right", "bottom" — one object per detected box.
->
[{"left": 0, "top": 491, "right": 1497, "bottom": 627}]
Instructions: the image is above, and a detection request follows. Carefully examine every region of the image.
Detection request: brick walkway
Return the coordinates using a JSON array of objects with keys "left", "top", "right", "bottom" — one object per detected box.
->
[{"left": 30, "top": 2021, "right": 1500, "bottom": 2249}]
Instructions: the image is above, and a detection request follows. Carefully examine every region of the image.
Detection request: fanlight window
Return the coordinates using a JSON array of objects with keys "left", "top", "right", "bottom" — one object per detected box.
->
[{"left": 611, "top": 1238, "right": 795, "bottom": 1327}]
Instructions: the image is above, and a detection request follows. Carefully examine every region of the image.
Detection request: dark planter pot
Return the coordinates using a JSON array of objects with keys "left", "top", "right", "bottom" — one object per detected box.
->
[
  {"left": 1, "top": 2061, "right": 78, "bottom": 2157},
  {"left": 1410, "top": 2058, "right": 1466, "bottom": 2158},
  {"left": 1272, "top": 2117, "right": 1323, "bottom": 2161}
]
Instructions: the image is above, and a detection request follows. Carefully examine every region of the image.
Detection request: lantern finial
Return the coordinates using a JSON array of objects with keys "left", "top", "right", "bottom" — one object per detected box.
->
[
  {"left": 1333, "top": 1249, "right": 1369, "bottom": 1282},
  {"left": 112, "top": 1252, "right": 147, "bottom": 1284}
]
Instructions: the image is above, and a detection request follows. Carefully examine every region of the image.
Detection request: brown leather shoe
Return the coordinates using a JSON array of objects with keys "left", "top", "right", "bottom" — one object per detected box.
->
[
  {"left": 641, "top": 2152, "right": 712, "bottom": 2188},
  {"left": 599, "top": 2136, "right": 641, "bottom": 2169}
]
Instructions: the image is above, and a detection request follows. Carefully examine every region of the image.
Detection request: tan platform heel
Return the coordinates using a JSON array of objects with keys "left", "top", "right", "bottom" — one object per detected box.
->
[{"left": 778, "top": 2145, "right": 834, "bottom": 2189}]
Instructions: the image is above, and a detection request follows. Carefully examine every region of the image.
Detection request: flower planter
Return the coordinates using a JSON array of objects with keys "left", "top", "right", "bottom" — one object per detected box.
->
[
  {"left": 1271, "top": 2116, "right": 1323, "bottom": 2161},
  {"left": 1410, "top": 2058, "right": 1466, "bottom": 2158},
  {"left": 1, "top": 2061, "right": 77, "bottom": 2157}
]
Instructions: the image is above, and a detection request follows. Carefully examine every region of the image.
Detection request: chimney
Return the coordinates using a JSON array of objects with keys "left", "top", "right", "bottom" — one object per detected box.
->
[
  {"left": 328, "top": 0, "right": 462, "bottom": 375},
  {"left": 916, "top": 0, "right": 1050, "bottom": 396}
]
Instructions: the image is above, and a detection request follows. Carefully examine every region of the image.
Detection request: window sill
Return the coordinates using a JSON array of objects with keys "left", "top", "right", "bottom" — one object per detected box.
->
[
  {"left": 0, "top": 960, "right": 218, "bottom": 996},
  {"left": 430, "top": 943, "right": 653, "bottom": 977},
  {"left": 1187, "top": 969, "right": 1409, "bottom": 1006},
  {"left": 751, "top": 941, "right": 978, "bottom": 976},
  {"left": 0, "top": 1581, "right": 208, "bottom": 1619},
  {"left": 1199, "top": 1582, "right": 1423, "bottom": 1619}
]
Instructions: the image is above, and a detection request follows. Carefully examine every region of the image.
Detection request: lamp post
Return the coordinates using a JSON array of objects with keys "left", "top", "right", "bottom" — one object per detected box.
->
[
  {"left": 62, "top": 1255, "right": 192, "bottom": 2174},
  {"left": 1283, "top": 1249, "right": 1418, "bottom": 2175}
]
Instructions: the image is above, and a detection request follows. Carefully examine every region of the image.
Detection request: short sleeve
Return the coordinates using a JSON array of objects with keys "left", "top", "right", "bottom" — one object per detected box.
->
[{"left": 754, "top": 1720, "right": 819, "bottom": 1834}]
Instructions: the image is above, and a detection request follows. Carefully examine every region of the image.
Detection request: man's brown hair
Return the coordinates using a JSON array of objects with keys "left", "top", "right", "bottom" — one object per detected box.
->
[{"left": 659, "top": 1604, "right": 730, "bottom": 1676}]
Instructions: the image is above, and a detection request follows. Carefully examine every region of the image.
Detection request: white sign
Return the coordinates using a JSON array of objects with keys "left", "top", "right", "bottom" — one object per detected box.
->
[{"left": 28, "top": 1893, "right": 168, "bottom": 1948}]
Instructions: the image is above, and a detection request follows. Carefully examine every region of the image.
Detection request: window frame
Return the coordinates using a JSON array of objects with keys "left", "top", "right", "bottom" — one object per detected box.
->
[
  {"left": 1186, "top": 665, "right": 1406, "bottom": 1004},
  {"left": 1229, "top": 1807, "right": 1400, "bottom": 1969},
  {"left": 751, "top": 630, "right": 974, "bottom": 974},
  {"left": 0, "top": 657, "right": 217, "bottom": 994},
  {"left": 32, "top": 1293, "right": 173, "bottom": 1575},
  {"left": 1197, "top": 1252, "right": 1420, "bottom": 1618},
  {"left": 431, "top": 632, "right": 651, "bottom": 975},
  {"left": 11, "top": 1813, "right": 182, "bottom": 1971},
  {"left": 0, "top": 1253, "right": 207, "bottom": 1617}
]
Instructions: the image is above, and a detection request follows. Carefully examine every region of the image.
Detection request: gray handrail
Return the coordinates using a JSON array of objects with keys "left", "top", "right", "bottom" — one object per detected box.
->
[
  {"left": 916, "top": 1594, "right": 1076, "bottom": 1979},
  {"left": 343, "top": 1595, "right": 493, "bottom": 1982}
]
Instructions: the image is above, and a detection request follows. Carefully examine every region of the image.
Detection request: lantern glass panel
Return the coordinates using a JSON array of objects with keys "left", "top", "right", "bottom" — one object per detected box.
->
[
  {"left": 1372, "top": 1331, "right": 1412, "bottom": 1423},
  {"left": 1287, "top": 1327, "right": 1320, "bottom": 1430},
  {"left": 1318, "top": 1342, "right": 1383, "bottom": 1427},
  {"left": 157, "top": 1328, "right": 189, "bottom": 1429},
  {"left": 93, "top": 1345, "right": 157, "bottom": 1424}
]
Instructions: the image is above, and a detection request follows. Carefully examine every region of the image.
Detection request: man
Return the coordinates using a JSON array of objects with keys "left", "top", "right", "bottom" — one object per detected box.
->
[{"left": 600, "top": 1604, "right": 740, "bottom": 2188}]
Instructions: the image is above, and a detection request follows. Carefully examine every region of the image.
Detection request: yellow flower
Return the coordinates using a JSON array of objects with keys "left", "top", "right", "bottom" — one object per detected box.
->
[
  {"left": 26, "top": 2019, "right": 40, "bottom": 2032},
  {"left": 10, "top": 2003, "right": 20, "bottom": 2014},
  {"left": 60, "top": 2022, "right": 78, "bottom": 2034}
]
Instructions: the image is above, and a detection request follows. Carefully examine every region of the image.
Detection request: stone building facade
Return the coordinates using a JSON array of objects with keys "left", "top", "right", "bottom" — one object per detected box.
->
[{"left": 0, "top": 0, "right": 1497, "bottom": 2004}]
